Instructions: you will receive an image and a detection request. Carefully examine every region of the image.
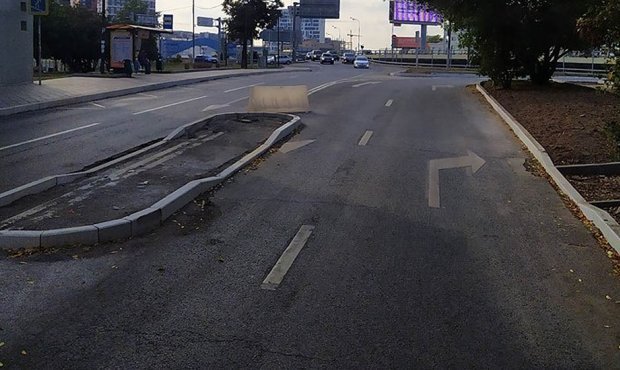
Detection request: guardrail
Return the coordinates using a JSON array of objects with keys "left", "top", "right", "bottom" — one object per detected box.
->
[{"left": 368, "top": 52, "right": 612, "bottom": 76}]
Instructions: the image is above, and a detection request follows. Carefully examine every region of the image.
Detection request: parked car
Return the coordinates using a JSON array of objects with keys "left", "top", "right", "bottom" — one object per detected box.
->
[
  {"left": 194, "top": 55, "right": 219, "bottom": 65},
  {"left": 267, "top": 55, "right": 292, "bottom": 65},
  {"left": 320, "top": 53, "right": 335, "bottom": 65},
  {"left": 342, "top": 52, "right": 356, "bottom": 64},
  {"left": 353, "top": 55, "right": 370, "bottom": 69}
]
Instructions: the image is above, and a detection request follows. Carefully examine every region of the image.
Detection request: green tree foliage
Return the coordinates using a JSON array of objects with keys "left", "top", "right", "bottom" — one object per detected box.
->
[
  {"left": 35, "top": 2, "right": 103, "bottom": 72},
  {"left": 427, "top": 34, "right": 443, "bottom": 43},
  {"left": 581, "top": 0, "right": 620, "bottom": 90},
  {"left": 420, "top": 0, "right": 597, "bottom": 88},
  {"left": 223, "top": 0, "right": 283, "bottom": 68}
]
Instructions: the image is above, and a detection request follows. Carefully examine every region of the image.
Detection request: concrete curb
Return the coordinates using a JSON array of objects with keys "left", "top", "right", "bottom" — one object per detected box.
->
[
  {"left": 0, "top": 113, "right": 301, "bottom": 250},
  {"left": 476, "top": 83, "right": 620, "bottom": 254},
  {"left": 0, "top": 68, "right": 311, "bottom": 117}
]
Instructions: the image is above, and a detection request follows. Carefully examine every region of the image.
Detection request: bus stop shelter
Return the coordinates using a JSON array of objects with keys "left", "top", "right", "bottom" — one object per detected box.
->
[{"left": 106, "top": 24, "right": 173, "bottom": 70}]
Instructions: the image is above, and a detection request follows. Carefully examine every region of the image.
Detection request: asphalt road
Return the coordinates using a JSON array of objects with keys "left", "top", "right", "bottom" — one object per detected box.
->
[
  {"left": 0, "top": 64, "right": 363, "bottom": 193},
  {"left": 0, "top": 63, "right": 619, "bottom": 368}
]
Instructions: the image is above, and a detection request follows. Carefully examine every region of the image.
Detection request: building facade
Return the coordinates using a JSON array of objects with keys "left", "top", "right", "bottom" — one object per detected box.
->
[
  {"left": 98, "top": 0, "right": 156, "bottom": 20},
  {"left": 72, "top": 0, "right": 98, "bottom": 11},
  {"left": 278, "top": 7, "right": 325, "bottom": 43},
  {"left": 0, "top": 1, "right": 33, "bottom": 85}
]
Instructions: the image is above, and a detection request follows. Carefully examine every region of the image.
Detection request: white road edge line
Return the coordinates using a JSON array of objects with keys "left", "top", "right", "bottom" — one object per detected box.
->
[
  {"left": 224, "top": 82, "right": 264, "bottom": 93},
  {"left": 91, "top": 102, "right": 105, "bottom": 108},
  {"left": 261, "top": 225, "right": 315, "bottom": 290},
  {"left": 385, "top": 99, "right": 393, "bottom": 107},
  {"left": 133, "top": 95, "right": 209, "bottom": 115},
  {"left": 0, "top": 122, "right": 102, "bottom": 152},
  {"left": 358, "top": 130, "right": 374, "bottom": 146}
]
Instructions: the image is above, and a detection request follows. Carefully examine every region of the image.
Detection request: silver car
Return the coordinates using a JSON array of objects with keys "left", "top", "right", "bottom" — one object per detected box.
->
[{"left": 353, "top": 55, "right": 370, "bottom": 69}]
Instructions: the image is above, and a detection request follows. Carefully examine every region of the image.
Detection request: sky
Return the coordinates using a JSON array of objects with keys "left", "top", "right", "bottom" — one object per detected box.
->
[{"left": 156, "top": 0, "right": 444, "bottom": 50}]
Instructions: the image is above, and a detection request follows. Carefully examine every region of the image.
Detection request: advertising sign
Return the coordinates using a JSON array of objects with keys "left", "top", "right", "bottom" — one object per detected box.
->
[
  {"left": 30, "top": 0, "right": 49, "bottom": 15},
  {"left": 299, "top": 0, "right": 340, "bottom": 19},
  {"left": 197, "top": 17, "right": 214, "bottom": 27},
  {"left": 389, "top": 0, "right": 442, "bottom": 25},
  {"left": 163, "top": 14, "right": 173, "bottom": 30},
  {"left": 110, "top": 30, "right": 133, "bottom": 69}
]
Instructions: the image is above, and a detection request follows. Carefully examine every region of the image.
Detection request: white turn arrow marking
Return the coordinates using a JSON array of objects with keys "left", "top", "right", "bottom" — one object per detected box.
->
[
  {"left": 432, "top": 85, "right": 455, "bottom": 91},
  {"left": 202, "top": 104, "right": 230, "bottom": 112},
  {"left": 428, "top": 151, "right": 486, "bottom": 208},
  {"left": 352, "top": 81, "right": 381, "bottom": 88},
  {"left": 279, "top": 140, "right": 316, "bottom": 153}
]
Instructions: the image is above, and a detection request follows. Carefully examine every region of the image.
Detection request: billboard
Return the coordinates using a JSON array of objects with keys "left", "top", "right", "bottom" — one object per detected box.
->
[
  {"left": 389, "top": 0, "right": 442, "bottom": 25},
  {"left": 299, "top": 0, "right": 340, "bottom": 19}
]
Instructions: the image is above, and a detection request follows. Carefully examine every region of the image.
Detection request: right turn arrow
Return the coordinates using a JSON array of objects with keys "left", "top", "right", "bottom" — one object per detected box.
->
[{"left": 428, "top": 151, "right": 486, "bottom": 209}]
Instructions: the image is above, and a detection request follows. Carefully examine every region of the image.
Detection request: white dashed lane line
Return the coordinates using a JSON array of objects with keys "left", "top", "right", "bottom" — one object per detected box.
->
[{"left": 261, "top": 225, "right": 315, "bottom": 290}]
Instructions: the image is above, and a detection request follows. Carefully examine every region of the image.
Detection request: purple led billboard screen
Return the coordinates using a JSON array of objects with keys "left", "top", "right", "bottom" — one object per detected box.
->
[{"left": 389, "top": 0, "right": 442, "bottom": 25}]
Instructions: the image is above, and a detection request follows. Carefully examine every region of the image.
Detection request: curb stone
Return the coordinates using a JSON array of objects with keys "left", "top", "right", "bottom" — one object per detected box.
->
[
  {"left": 0, "top": 68, "right": 311, "bottom": 117},
  {"left": 0, "top": 113, "right": 301, "bottom": 250},
  {"left": 476, "top": 83, "right": 620, "bottom": 254}
]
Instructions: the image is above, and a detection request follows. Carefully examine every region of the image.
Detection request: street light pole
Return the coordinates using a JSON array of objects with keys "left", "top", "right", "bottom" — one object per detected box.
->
[
  {"left": 350, "top": 17, "right": 360, "bottom": 53},
  {"left": 331, "top": 25, "right": 341, "bottom": 50}
]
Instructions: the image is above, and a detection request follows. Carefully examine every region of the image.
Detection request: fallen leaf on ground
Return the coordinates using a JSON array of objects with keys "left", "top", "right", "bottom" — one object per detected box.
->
[
  {"left": 21, "top": 350, "right": 26, "bottom": 355},
  {"left": 606, "top": 295, "right": 612, "bottom": 300},
  {"left": 569, "top": 269, "right": 574, "bottom": 273},
  {"left": 604, "top": 325, "right": 611, "bottom": 328},
  {"left": 0, "top": 342, "right": 4, "bottom": 347},
  {"left": 578, "top": 278, "right": 583, "bottom": 283}
]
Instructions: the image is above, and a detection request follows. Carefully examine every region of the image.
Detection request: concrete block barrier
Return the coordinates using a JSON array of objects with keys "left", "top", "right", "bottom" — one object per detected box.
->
[{"left": 247, "top": 86, "right": 310, "bottom": 113}]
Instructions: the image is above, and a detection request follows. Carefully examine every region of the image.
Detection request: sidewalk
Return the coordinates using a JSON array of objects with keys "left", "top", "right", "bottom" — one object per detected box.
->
[{"left": 0, "top": 68, "right": 306, "bottom": 117}]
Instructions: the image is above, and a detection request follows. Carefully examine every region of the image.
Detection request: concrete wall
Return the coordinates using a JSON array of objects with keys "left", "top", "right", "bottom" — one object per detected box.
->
[{"left": 0, "top": 1, "right": 33, "bottom": 85}]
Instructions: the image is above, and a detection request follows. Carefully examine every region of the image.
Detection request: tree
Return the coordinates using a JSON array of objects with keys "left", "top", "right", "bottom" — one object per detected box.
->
[
  {"left": 35, "top": 2, "right": 103, "bottom": 72},
  {"left": 427, "top": 34, "right": 443, "bottom": 44},
  {"left": 223, "top": 0, "right": 283, "bottom": 68},
  {"left": 420, "top": 0, "right": 599, "bottom": 88},
  {"left": 581, "top": 0, "right": 620, "bottom": 89}
]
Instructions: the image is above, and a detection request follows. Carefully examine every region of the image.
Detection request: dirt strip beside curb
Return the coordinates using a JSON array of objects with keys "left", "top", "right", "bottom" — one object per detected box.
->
[{"left": 476, "top": 83, "right": 620, "bottom": 254}]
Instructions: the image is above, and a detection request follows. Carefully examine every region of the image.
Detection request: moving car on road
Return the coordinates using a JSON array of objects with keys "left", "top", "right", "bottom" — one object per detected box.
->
[
  {"left": 342, "top": 53, "right": 356, "bottom": 64},
  {"left": 320, "top": 53, "right": 335, "bottom": 65},
  {"left": 353, "top": 55, "right": 370, "bottom": 69},
  {"left": 309, "top": 50, "right": 323, "bottom": 61}
]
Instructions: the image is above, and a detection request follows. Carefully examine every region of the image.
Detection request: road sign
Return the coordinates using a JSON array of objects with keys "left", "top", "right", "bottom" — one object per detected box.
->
[
  {"left": 197, "top": 17, "right": 214, "bottom": 27},
  {"left": 30, "top": 0, "right": 49, "bottom": 16},
  {"left": 299, "top": 0, "right": 340, "bottom": 19},
  {"left": 163, "top": 14, "right": 173, "bottom": 30}
]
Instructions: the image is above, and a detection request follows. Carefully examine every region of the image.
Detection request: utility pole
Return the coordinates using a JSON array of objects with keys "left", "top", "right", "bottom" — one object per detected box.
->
[
  {"left": 217, "top": 17, "right": 222, "bottom": 63},
  {"left": 292, "top": 2, "right": 298, "bottom": 63},
  {"left": 192, "top": 0, "right": 195, "bottom": 64},
  {"left": 100, "top": 0, "right": 106, "bottom": 73}
]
